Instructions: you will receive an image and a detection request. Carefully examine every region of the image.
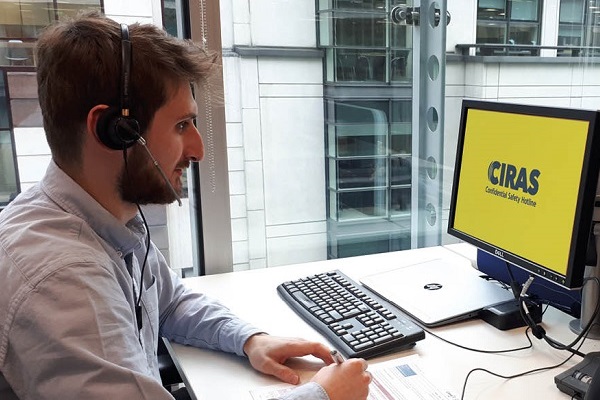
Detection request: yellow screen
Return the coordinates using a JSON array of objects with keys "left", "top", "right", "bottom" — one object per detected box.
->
[{"left": 453, "top": 109, "right": 590, "bottom": 275}]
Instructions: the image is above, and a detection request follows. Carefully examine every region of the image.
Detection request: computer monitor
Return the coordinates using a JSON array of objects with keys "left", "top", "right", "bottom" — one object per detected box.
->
[{"left": 448, "top": 100, "right": 600, "bottom": 292}]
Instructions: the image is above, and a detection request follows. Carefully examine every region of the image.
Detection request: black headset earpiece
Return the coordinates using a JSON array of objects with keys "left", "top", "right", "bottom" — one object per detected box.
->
[{"left": 96, "top": 23, "right": 140, "bottom": 150}]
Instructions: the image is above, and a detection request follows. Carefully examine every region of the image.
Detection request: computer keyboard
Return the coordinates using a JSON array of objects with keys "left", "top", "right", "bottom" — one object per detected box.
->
[{"left": 277, "top": 270, "right": 425, "bottom": 359}]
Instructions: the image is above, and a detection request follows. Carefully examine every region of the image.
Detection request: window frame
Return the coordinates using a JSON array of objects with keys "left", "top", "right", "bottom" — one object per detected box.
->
[{"left": 476, "top": 0, "right": 542, "bottom": 45}]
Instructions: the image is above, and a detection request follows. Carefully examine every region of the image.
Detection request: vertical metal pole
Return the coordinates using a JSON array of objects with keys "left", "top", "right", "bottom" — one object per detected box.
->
[{"left": 411, "top": 0, "right": 447, "bottom": 248}]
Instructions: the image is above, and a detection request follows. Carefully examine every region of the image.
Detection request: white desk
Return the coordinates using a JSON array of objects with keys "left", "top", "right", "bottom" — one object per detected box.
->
[{"left": 168, "top": 245, "right": 599, "bottom": 399}]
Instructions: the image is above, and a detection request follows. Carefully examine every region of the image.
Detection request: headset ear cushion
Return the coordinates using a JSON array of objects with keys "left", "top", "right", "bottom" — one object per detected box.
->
[{"left": 96, "top": 107, "right": 140, "bottom": 150}]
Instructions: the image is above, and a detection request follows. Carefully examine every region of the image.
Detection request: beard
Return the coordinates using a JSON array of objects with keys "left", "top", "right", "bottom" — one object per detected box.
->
[{"left": 118, "top": 146, "right": 184, "bottom": 205}]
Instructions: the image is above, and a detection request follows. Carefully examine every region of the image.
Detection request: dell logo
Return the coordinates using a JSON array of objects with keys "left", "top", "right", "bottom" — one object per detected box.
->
[
  {"left": 423, "top": 283, "right": 442, "bottom": 291},
  {"left": 494, "top": 249, "right": 504, "bottom": 258}
]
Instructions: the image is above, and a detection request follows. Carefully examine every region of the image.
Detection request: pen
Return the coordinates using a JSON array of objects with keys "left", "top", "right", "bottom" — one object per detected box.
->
[{"left": 330, "top": 349, "right": 345, "bottom": 365}]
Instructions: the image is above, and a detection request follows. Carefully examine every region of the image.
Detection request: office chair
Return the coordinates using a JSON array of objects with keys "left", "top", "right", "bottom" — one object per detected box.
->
[
  {"left": 355, "top": 55, "right": 372, "bottom": 80},
  {"left": 5, "top": 40, "right": 29, "bottom": 65},
  {"left": 391, "top": 56, "right": 407, "bottom": 80},
  {"left": 158, "top": 337, "right": 184, "bottom": 391}
]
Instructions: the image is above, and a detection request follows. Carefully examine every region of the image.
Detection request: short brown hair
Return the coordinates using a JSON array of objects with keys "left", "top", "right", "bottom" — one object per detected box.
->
[{"left": 36, "top": 11, "right": 216, "bottom": 167}]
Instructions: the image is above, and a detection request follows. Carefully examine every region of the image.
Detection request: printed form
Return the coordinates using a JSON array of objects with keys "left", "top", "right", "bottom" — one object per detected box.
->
[{"left": 250, "top": 354, "right": 458, "bottom": 400}]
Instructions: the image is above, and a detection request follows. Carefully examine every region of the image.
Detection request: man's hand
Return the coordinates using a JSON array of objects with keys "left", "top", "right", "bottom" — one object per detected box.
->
[
  {"left": 243, "top": 334, "right": 334, "bottom": 385},
  {"left": 243, "top": 334, "right": 372, "bottom": 400}
]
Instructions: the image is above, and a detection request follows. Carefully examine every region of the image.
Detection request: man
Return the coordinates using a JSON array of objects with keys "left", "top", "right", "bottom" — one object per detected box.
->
[{"left": 0, "top": 12, "right": 371, "bottom": 400}]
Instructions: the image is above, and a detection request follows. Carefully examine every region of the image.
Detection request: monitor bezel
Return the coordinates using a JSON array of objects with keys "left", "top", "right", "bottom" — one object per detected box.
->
[{"left": 448, "top": 100, "right": 600, "bottom": 289}]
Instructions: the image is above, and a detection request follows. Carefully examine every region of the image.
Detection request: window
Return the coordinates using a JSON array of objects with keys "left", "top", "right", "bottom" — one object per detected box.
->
[
  {"left": 325, "top": 97, "right": 413, "bottom": 257},
  {"left": 317, "top": 1, "right": 420, "bottom": 260},
  {"left": 477, "top": 0, "right": 542, "bottom": 51},
  {"left": 0, "top": 1, "right": 102, "bottom": 67},
  {"left": 0, "top": 1, "right": 103, "bottom": 209},
  {"left": 319, "top": 3, "right": 412, "bottom": 83},
  {"left": 559, "top": 0, "right": 600, "bottom": 51},
  {"left": 0, "top": 71, "right": 19, "bottom": 208}
]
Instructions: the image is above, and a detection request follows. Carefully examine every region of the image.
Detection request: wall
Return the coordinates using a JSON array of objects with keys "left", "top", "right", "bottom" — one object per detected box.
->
[{"left": 222, "top": 0, "right": 327, "bottom": 270}]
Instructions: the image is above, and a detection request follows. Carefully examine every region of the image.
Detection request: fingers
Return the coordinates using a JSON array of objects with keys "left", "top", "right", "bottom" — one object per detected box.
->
[
  {"left": 264, "top": 361, "right": 300, "bottom": 385},
  {"left": 274, "top": 339, "right": 335, "bottom": 364}
]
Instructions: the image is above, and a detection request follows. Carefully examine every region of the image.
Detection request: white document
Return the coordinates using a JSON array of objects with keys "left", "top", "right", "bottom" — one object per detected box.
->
[{"left": 250, "top": 355, "right": 458, "bottom": 400}]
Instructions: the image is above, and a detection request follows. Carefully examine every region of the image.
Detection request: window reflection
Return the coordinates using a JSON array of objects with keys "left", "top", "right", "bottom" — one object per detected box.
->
[
  {"left": 476, "top": 0, "right": 541, "bottom": 50},
  {"left": 559, "top": 0, "right": 600, "bottom": 49},
  {"left": 0, "top": 1, "right": 102, "bottom": 67},
  {"left": 0, "top": 72, "right": 18, "bottom": 207},
  {"left": 327, "top": 100, "right": 411, "bottom": 223}
]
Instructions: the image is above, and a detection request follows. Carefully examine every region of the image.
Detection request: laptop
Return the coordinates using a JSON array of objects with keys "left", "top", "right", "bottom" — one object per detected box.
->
[{"left": 360, "top": 258, "right": 514, "bottom": 327}]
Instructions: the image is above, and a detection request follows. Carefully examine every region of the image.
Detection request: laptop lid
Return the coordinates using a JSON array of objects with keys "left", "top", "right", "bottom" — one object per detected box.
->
[{"left": 360, "top": 258, "right": 514, "bottom": 327}]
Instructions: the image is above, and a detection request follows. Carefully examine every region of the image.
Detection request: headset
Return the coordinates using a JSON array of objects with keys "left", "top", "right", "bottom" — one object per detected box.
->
[{"left": 96, "top": 23, "right": 141, "bottom": 150}]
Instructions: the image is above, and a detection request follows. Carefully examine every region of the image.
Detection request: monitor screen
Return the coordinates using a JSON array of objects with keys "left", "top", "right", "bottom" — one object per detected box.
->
[{"left": 448, "top": 100, "right": 600, "bottom": 289}]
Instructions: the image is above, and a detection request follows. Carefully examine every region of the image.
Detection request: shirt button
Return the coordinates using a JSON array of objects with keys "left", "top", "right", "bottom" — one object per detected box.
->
[{"left": 116, "top": 251, "right": 123, "bottom": 258}]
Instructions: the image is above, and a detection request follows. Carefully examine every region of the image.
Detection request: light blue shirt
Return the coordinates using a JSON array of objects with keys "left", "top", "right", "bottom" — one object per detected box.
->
[{"left": 0, "top": 161, "right": 328, "bottom": 400}]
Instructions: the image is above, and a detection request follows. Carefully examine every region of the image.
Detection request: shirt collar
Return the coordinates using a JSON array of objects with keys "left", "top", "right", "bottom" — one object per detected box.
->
[{"left": 40, "top": 160, "right": 144, "bottom": 256}]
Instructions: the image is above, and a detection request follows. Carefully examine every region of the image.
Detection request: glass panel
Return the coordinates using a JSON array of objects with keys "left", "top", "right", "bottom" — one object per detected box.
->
[
  {"left": 0, "top": 130, "right": 18, "bottom": 207},
  {"left": 390, "top": 100, "right": 412, "bottom": 153},
  {"left": 478, "top": 0, "right": 507, "bottom": 20},
  {"left": 338, "top": 158, "right": 387, "bottom": 189},
  {"left": 334, "top": 13, "right": 386, "bottom": 47},
  {"left": 510, "top": 0, "right": 538, "bottom": 21},
  {"left": 558, "top": 24, "right": 584, "bottom": 46},
  {"left": 333, "top": 49, "right": 386, "bottom": 82},
  {"left": 560, "top": 0, "right": 584, "bottom": 23},
  {"left": 589, "top": 0, "right": 600, "bottom": 25},
  {"left": 333, "top": 103, "right": 388, "bottom": 157},
  {"left": 508, "top": 23, "right": 539, "bottom": 45},
  {"left": 319, "top": 11, "right": 333, "bottom": 47},
  {"left": 163, "top": 0, "right": 178, "bottom": 36},
  {"left": 390, "top": 156, "right": 411, "bottom": 186},
  {"left": 327, "top": 124, "right": 336, "bottom": 157},
  {"left": 319, "top": 0, "right": 333, "bottom": 10},
  {"left": 390, "top": 49, "right": 411, "bottom": 82},
  {"left": 328, "top": 159, "right": 337, "bottom": 189},
  {"left": 0, "top": 75, "right": 8, "bottom": 129},
  {"left": 477, "top": 22, "right": 506, "bottom": 46},
  {"left": 337, "top": 189, "right": 387, "bottom": 220},
  {"left": 335, "top": 0, "right": 386, "bottom": 11},
  {"left": 390, "top": 21, "right": 411, "bottom": 49},
  {"left": 16, "top": 2, "right": 53, "bottom": 39},
  {"left": 589, "top": 24, "right": 600, "bottom": 46},
  {"left": 329, "top": 189, "right": 338, "bottom": 221},
  {"left": 10, "top": 98, "right": 42, "bottom": 127},
  {"left": 336, "top": 234, "right": 391, "bottom": 257},
  {"left": 1, "top": 39, "right": 35, "bottom": 66},
  {"left": 391, "top": 186, "right": 411, "bottom": 215},
  {"left": 336, "top": 131, "right": 386, "bottom": 157}
]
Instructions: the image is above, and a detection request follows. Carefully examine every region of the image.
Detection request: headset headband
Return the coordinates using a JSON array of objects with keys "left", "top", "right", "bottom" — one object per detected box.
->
[{"left": 120, "top": 23, "right": 132, "bottom": 117}]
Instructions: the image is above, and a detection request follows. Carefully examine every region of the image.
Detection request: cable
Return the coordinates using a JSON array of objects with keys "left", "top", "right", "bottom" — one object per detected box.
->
[
  {"left": 136, "top": 203, "right": 151, "bottom": 316},
  {"left": 460, "top": 315, "right": 589, "bottom": 399},
  {"left": 521, "top": 276, "right": 600, "bottom": 357},
  {"left": 422, "top": 325, "right": 534, "bottom": 354},
  {"left": 504, "top": 261, "right": 600, "bottom": 357},
  {"left": 458, "top": 264, "right": 599, "bottom": 398},
  {"left": 460, "top": 350, "right": 579, "bottom": 400},
  {"left": 122, "top": 147, "right": 151, "bottom": 337}
]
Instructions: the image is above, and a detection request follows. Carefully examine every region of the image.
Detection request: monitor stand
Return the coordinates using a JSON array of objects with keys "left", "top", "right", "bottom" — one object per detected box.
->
[{"left": 570, "top": 221, "right": 600, "bottom": 339}]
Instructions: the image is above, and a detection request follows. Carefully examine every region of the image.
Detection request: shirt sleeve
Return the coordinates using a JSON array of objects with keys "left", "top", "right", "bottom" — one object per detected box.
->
[
  {"left": 278, "top": 382, "right": 330, "bottom": 400},
  {"left": 153, "top": 248, "right": 262, "bottom": 356}
]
